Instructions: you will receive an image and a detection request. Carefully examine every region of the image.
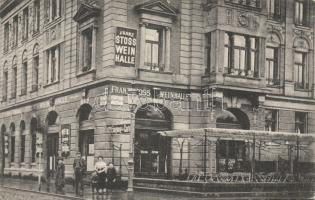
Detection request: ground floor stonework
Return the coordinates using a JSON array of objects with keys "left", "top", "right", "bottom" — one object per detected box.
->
[{"left": 0, "top": 81, "right": 314, "bottom": 180}]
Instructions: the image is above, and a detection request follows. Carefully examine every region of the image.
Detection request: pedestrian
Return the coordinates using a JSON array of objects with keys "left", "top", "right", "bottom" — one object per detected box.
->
[
  {"left": 106, "top": 162, "right": 117, "bottom": 193},
  {"left": 95, "top": 156, "right": 107, "bottom": 193},
  {"left": 55, "top": 157, "right": 65, "bottom": 195},
  {"left": 73, "top": 152, "right": 84, "bottom": 196}
]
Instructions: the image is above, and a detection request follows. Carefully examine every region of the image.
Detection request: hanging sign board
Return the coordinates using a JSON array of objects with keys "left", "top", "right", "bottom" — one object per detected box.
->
[
  {"left": 115, "top": 27, "right": 137, "bottom": 67},
  {"left": 61, "top": 124, "right": 71, "bottom": 157}
]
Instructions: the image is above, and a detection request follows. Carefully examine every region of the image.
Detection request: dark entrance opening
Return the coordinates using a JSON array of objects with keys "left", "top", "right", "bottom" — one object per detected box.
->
[
  {"left": 134, "top": 104, "right": 172, "bottom": 178},
  {"left": 47, "top": 133, "right": 59, "bottom": 178},
  {"left": 79, "top": 129, "right": 94, "bottom": 171}
]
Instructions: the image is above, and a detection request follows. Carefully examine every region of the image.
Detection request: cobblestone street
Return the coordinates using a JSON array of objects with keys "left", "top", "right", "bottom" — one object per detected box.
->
[{"left": 0, "top": 187, "right": 69, "bottom": 200}]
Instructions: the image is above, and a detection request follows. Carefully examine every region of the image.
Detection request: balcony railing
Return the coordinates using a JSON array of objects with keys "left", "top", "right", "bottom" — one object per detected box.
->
[
  {"left": 224, "top": 68, "right": 258, "bottom": 78},
  {"left": 266, "top": 78, "right": 280, "bottom": 86},
  {"left": 225, "top": 0, "right": 260, "bottom": 8},
  {"left": 144, "top": 62, "right": 165, "bottom": 72}
]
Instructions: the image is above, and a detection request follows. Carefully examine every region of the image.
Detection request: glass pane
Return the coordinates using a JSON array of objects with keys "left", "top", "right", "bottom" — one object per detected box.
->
[
  {"left": 234, "top": 49, "right": 240, "bottom": 69},
  {"left": 251, "top": 51, "right": 255, "bottom": 71},
  {"left": 152, "top": 43, "right": 159, "bottom": 65},
  {"left": 298, "top": 66, "right": 303, "bottom": 82},
  {"left": 224, "top": 33, "right": 229, "bottom": 46},
  {"left": 251, "top": 38, "right": 257, "bottom": 49},
  {"left": 295, "top": 2, "right": 300, "bottom": 22},
  {"left": 299, "top": 3, "right": 304, "bottom": 23},
  {"left": 240, "top": 50, "right": 245, "bottom": 70},
  {"left": 234, "top": 35, "right": 245, "bottom": 47},
  {"left": 266, "top": 48, "right": 274, "bottom": 59},
  {"left": 146, "top": 28, "right": 160, "bottom": 42},
  {"left": 295, "top": 52, "right": 303, "bottom": 63},
  {"left": 269, "top": 62, "right": 274, "bottom": 79},
  {"left": 145, "top": 43, "right": 151, "bottom": 64},
  {"left": 224, "top": 47, "right": 229, "bottom": 68},
  {"left": 294, "top": 65, "right": 299, "bottom": 82}
]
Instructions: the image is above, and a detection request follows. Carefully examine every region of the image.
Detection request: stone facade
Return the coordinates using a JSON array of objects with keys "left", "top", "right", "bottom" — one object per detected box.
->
[{"left": 0, "top": 0, "right": 313, "bottom": 180}]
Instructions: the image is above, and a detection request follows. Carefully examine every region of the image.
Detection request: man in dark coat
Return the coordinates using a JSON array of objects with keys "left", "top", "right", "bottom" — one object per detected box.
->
[
  {"left": 106, "top": 162, "right": 117, "bottom": 193},
  {"left": 55, "top": 157, "right": 65, "bottom": 194},
  {"left": 73, "top": 152, "right": 85, "bottom": 196}
]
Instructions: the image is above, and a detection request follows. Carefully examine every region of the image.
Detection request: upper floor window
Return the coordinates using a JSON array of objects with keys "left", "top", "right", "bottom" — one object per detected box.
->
[
  {"left": 33, "top": 0, "right": 40, "bottom": 33},
  {"left": 32, "top": 44, "right": 39, "bottom": 91},
  {"left": 265, "top": 109, "right": 278, "bottom": 131},
  {"left": 267, "top": 0, "right": 281, "bottom": 20},
  {"left": 45, "top": 0, "right": 61, "bottom": 23},
  {"left": 2, "top": 62, "right": 8, "bottom": 101},
  {"left": 225, "top": 0, "right": 260, "bottom": 8},
  {"left": 224, "top": 33, "right": 259, "bottom": 77},
  {"left": 295, "top": 0, "right": 309, "bottom": 26},
  {"left": 266, "top": 47, "right": 279, "bottom": 85},
  {"left": 4, "top": 23, "right": 10, "bottom": 52},
  {"left": 295, "top": 112, "right": 307, "bottom": 133},
  {"left": 10, "top": 123, "right": 15, "bottom": 163},
  {"left": 46, "top": 45, "right": 60, "bottom": 84},
  {"left": 21, "top": 51, "right": 27, "bottom": 95},
  {"left": 81, "top": 28, "right": 93, "bottom": 72},
  {"left": 205, "top": 33, "right": 212, "bottom": 74},
  {"left": 11, "top": 57, "right": 17, "bottom": 99},
  {"left": 294, "top": 51, "right": 307, "bottom": 89},
  {"left": 22, "top": 7, "right": 29, "bottom": 41},
  {"left": 13, "top": 16, "right": 18, "bottom": 47},
  {"left": 145, "top": 27, "right": 163, "bottom": 71}
]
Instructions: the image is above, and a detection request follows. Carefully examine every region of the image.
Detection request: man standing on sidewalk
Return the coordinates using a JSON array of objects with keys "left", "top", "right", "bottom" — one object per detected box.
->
[{"left": 73, "top": 152, "right": 85, "bottom": 196}]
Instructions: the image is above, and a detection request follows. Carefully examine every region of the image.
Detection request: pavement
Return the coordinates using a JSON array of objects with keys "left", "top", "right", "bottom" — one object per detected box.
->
[{"left": 0, "top": 177, "right": 314, "bottom": 200}]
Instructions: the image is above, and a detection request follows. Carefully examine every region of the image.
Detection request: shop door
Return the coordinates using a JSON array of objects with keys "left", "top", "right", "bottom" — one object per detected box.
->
[
  {"left": 79, "top": 130, "right": 94, "bottom": 171},
  {"left": 47, "top": 133, "right": 59, "bottom": 177}
]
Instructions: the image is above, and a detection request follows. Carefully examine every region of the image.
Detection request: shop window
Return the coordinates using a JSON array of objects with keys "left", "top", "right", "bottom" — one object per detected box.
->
[
  {"left": 46, "top": 45, "right": 60, "bottom": 84},
  {"left": 266, "top": 47, "right": 279, "bottom": 85},
  {"left": 217, "top": 140, "right": 247, "bottom": 172},
  {"left": 4, "top": 23, "right": 9, "bottom": 52},
  {"left": 21, "top": 51, "right": 28, "bottom": 95},
  {"left": 44, "top": 0, "right": 61, "bottom": 23},
  {"left": 294, "top": 51, "right": 307, "bottom": 89},
  {"left": 295, "top": 0, "right": 309, "bottom": 26},
  {"left": 80, "top": 28, "right": 93, "bottom": 72},
  {"left": 10, "top": 123, "right": 15, "bottom": 163},
  {"left": 33, "top": 0, "right": 40, "bottom": 33},
  {"left": 12, "top": 16, "right": 18, "bottom": 47},
  {"left": 267, "top": 0, "right": 281, "bottom": 20},
  {"left": 295, "top": 112, "right": 307, "bottom": 133},
  {"left": 22, "top": 7, "right": 29, "bottom": 41},
  {"left": 30, "top": 118, "right": 37, "bottom": 163},
  {"left": 32, "top": 44, "right": 39, "bottom": 91},
  {"left": 224, "top": 33, "right": 259, "bottom": 77},
  {"left": 265, "top": 109, "right": 278, "bottom": 131},
  {"left": 20, "top": 121, "right": 26, "bottom": 163}
]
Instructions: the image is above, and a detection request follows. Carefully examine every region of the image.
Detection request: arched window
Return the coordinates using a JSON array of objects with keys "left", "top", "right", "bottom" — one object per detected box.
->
[
  {"left": 32, "top": 44, "right": 39, "bottom": 91},
  {"left": 10, "top": 123, "right": 15, "bottom": 163},
  {"left": 266, "top": 33, "right": 281, "bottom": 86},
  {"left": 78, "top": 104, "right": 92, "bottom": 122},
  {"left": 47, "top": 111, "right": 58, "bottom": 126},
  {"left": 21, "top": 50, "right": 28, "bottom": 95},
  {"left": 20, "top": 121, "right": 26, "bottom": 163},
  {"left": 293, "top": 37, "right": 310, "bottom": 90},
  {"left": 11, "top": 56, "right": 17, "bottom": 99}
]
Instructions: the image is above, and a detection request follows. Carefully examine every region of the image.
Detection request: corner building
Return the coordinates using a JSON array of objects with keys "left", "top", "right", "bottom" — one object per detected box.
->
[{"left": 0, "top": 0, "right": 314, "bottom": 180}]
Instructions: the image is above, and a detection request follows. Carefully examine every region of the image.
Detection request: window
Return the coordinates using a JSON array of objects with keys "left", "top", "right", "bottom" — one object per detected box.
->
[
  {"left": 294, "top": 52, "right": 307, "bottom": 89},
  {"left": 267, "top": 0, "right": 281, "bottom": 19},
  {"left": 22, "top": 7, "right": 29, "bottom": 41},
  {"left": 10, "top": 124, "right": 15, "bottom": 163},
  {"left": 265, "top": 109, "right": 278, "bottom": 131},
  {"left": 21, "top": 55, "right": 28, "bottom": 95},
  {"left": 144, "top": 28, "right": 163, "bottom": 71},
  {"left": 4, "top": 23, "right": 10, "bottom": 52},
  {"left": 225, "top": 0, "right": 260, "bottom": 8},
  {"left": 45, "top": 0, "right": 61, "bottom": 22},
  {"left": 21, "top": 135, "right": 25, "bottom": 163},
  {"left": 31, "top": 133, "right": 36, "bottom": 162},
  {"left": 11, "top": 58, "right": 17, "bottom": 99},
  {"left": 81, "top": 28, "right": 93, "bottom": 72},
  {"left": 205, "top": 33, "right": 211, "bottom": 74},
  {"left": 295, "top": 112, "right": 307, "bottom": 133},
  {"left": 224, "top": 33, "right": 259, "bottom": 77},
  {"left": 33, "top": 0, "right": 40, "bottom": 33},
  {"left": 266, "top": 47, "right": 279, "bottom": 85},
  {"left": 32, "top": 45, "right": 39, "bottom": 91},
  {"left": 295, "top": 1, "right": 309, "bottom": 26},
  {"left": 13, "top": 16, "right": 18, "bottom": 47},
  {"left": 46, "top": 45, "right": 60, "bottom": 84},
  {"left": 2, "top": 70, "right": 8, "bottom": 101}
]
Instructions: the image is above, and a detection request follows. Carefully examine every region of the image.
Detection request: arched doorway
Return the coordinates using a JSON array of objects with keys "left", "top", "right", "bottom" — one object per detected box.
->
[
  {"left": 134, "top": 104, "right": 172, "bottom": 177},
  {"left": 46, "top": 111, "right": 59, "bottom": 177},
  {"left": 216, "top": 108, "right": 250, "bottom": 172}
]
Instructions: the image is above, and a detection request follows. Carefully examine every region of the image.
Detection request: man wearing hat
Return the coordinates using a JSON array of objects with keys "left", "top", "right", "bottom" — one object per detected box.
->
[
  {"left": 73, "top": 152, "right": 85, "bottom": 196},
  {"left": 55, "top": 157, "right": 65, "bottom": 194}
]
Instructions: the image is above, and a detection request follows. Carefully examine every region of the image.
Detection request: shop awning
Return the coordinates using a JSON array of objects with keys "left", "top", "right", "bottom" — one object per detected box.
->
[{"left": 159, "top": 128, "right": 315, "bottom": 143}]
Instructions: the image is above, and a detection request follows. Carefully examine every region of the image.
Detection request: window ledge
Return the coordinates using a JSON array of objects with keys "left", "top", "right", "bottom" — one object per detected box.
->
[
  {"left": 223, "top": 73, "right": 260, "bottom": 80},
  {"left": 76, "top": 68, "right": 96, "bottom": 78},
  {"left": 267, "top": 84, "right": 281, "bottom": 88},
  {"left": 44, "top": 17, "right": 63, "bottom": 29},
  {"left": 32, "top": 31, "right": 40, "bottom": 38},
  {"left": 139, "top": 68, "right": 173, "bottom": 75},
  {"left": 294, "top": 24, "right": 311, "bottom": 30},
  {"left": 294, "top": 88, "right": 311, "bottom": 92},
  {"left": 21, "top": 38, "right": 28, "bottom": 44},
  {"left": 43, "top": 81, "right": 59, "bottom": 88}
]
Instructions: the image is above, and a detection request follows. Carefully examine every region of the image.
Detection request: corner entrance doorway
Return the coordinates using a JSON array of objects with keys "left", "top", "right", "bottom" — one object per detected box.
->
[{"left": 134, "top": 104, "right": 172, "bottom": 178}]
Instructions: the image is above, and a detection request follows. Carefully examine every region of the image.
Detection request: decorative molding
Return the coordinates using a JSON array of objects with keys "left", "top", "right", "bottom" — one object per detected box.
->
[
  {"left": 135, "top": 0, "right": 178, "bottom": 19},
  {"left": 73, "top": 2, "right": 101, "bottom": 23}
]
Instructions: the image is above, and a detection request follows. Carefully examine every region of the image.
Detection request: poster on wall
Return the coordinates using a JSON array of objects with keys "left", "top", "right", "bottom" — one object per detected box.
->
[
  {"left": 115, "top": 27, "right": 137, "bottom": 67},
  {"left": 61, "top": 124, "right": 71, "bottom": 157}
]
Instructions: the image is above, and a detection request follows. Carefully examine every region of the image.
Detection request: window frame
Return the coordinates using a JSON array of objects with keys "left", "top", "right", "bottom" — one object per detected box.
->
[
  {"left": 4, "top": 23, "right": 10, "bottom": 52},
  {"left": 46, "top": 45, "right": 60, "bottom": 84},
  {"left": 12, "top": 16, "right": 19, "bottom": 48},
  {"left": 295, "top": 112, "right": 307, "bottom": 133},
  {"left": 294, "top": 51, "right": 307, "bottom": 89},
  {"left": 33, "top": 0, "right": 40, "bottom": 34},
  {"left": 21, "top": 57, "right": 28, "bottom": 95},
  {"left": 22, "top": 7, "right": 29, "bottom": 42},
  {"left": 32, "top": 46, "right": 39, "bottom": 91},
  {"left": 45, "top": 0, "right": 61, "bottom": 23},
  {"left": 80, "top": 28, "right": 93, "bottom": 72},
  {"left": 295, "top": 0, "right": 309, "bottom": 27},
  {"left": 265, "top": 46, "right": 279, "bottom": 86}
]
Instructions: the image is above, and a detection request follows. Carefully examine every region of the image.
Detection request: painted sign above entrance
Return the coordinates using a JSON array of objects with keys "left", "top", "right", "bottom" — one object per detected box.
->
[{"left": 115, "top": 27, "right": 137, "bottom": 67}]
